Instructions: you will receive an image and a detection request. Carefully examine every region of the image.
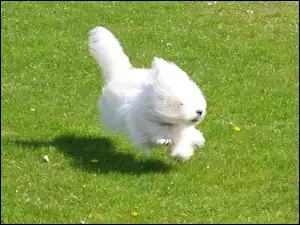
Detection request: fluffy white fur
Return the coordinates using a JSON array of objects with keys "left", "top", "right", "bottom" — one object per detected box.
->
[{"left": 89, "top": 26, "right": 207, "bottom": 161}]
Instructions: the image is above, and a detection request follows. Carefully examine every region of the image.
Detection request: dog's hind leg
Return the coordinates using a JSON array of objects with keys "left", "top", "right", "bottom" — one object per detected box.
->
[{"left": 136, "top": 143, "right": 153, "bottom": 156}]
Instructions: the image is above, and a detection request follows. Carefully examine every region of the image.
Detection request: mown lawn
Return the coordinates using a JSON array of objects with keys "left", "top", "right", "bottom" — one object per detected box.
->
[{"left": 1, "top": 1, "right": 299, "bottom": 224}]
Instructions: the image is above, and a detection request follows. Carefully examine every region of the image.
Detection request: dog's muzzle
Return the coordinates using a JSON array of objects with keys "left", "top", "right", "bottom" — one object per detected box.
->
[
  {"left": 191, "top": 110, "right": 203, "bottom": 123},
  {"left": 191, "top": 117, "right": 199, "bottom": 123}
]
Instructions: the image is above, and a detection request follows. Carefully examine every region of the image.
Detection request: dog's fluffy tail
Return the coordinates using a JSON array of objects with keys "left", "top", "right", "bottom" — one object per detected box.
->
[{"left": 89, "top": 26, "right": 132, "bottom": 83}]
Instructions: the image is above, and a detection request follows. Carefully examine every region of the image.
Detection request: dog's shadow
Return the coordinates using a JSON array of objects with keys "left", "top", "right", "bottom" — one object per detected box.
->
[{"left": 14, "top": 134, "right": 171, "bottom": 175}]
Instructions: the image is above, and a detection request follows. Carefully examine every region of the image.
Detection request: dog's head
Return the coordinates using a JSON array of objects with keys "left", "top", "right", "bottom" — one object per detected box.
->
[{"left": 150, "top": 57, "right": 207, "bottom": 125}]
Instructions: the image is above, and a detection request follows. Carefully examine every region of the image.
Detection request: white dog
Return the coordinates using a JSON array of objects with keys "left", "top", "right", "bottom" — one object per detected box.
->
[{"left": 89, "top": 27, "right": 207, "bottom": 161}]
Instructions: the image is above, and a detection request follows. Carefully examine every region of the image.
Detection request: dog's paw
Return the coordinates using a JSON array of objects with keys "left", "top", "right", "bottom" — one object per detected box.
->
[
  {"left": 168, "top": 142, "right": 194, "bottom": 162},
  {"left": 194, "top": 139, "right": 205, "bottom": 148},
  {"left": 156, "top": 138, "right": 172, "bottom": 146},
  {"left": 191, "top": 131, "right": 205, "bottom": 148}
]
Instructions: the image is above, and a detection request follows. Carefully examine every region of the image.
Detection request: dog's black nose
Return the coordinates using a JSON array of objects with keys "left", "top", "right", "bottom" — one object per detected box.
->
[{"left": 196, "top": 110, "right": 203, "bottom": 116}]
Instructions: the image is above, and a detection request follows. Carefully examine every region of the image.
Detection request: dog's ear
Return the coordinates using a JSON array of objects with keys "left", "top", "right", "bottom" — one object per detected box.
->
[
  {"left": 151, "top": 57, "right": 190, "bottom": 92},
  {"left": 152, "top": 57, "right": 168, "bottom": 75},
  {"left": 152, "top": 57, "right": 189, "bottom": 80},
  {"left": 152, "top": 57, "right": 170, "bottom": 89}
]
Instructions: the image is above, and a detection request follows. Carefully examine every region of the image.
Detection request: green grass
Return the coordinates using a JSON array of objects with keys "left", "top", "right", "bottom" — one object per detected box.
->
[{"left": 1, "top": 1, "right": 299, "bottom": 224}]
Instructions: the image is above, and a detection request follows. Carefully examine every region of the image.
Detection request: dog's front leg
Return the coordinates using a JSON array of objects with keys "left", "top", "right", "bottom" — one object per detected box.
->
[
  {"left": 168, "top": 139, "right": 194, "bottom": 162},
  {"left": 168, "top": 126, "right": 204, "bottom": 161},
  {"left": 151, "top": 136, "right": 172, "bottom": 145},
  {"left": 190, "top": 127, "right": 205, "bottom": 148}
]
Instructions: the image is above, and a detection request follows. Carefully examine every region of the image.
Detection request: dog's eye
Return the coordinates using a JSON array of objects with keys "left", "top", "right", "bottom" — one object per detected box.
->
[{"left": 179, "top": 103, "right": 184, "bottom": 106}]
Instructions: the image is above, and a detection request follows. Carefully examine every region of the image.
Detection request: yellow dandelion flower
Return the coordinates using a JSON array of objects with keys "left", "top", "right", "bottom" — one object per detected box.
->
[
  {"left": 90, "top": 159, "right": 99, "bottom": 163},
  {"left": 131, "top": 211, "right": 138, "bottom": 217},
  {"left": 234, "top": 126, "right": 241, "bottom": 132}
]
